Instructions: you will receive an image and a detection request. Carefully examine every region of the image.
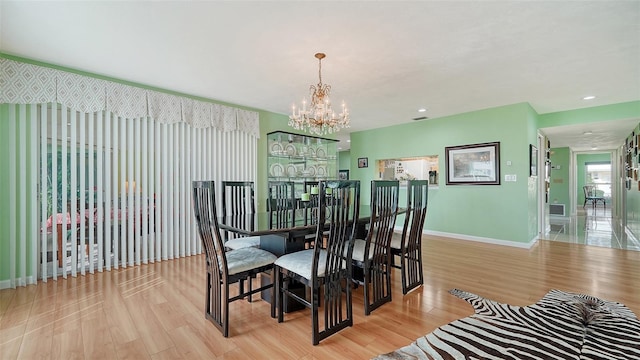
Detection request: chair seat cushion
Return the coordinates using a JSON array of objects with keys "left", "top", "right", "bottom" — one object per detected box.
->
[
  {"left": 275, "top": 249, "right": 328, "bottom": 280},
  {"left": 225, "top": 247, "right": 276, "bottom": 275},
  {"left": 390, "top": 234, "right": 402, "bottom": 250},
  {"left": 350, "top": 238, "right": 374, "bottom": 262},
  {"left": 225, "top": 236, "right": 260, "bottom": 250}
]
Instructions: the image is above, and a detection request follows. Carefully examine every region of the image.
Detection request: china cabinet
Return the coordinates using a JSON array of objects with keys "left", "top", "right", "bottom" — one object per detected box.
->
[{"left": 267, "top": 131, "right": 338, "bottom": 197}]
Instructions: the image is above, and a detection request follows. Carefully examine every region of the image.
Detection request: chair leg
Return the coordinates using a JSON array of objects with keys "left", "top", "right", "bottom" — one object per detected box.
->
[
  {"left": 223, "top": 283, "right": 230, "bottom": 337},
  {"left": 270, "top": 270, "right": 276, "bottom": 318},
  {"left": 276, "top": 268, "right": 284, "bottom": 323},
  {"left": 363, "top": 264, "right": 371, "bottom": 316},
  {"left": 311, "top": 283, "right": 320, "bottom": 345}
]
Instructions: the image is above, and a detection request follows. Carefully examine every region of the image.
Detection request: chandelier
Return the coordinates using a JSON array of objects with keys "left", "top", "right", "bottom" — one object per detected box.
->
[{"left": 288, "top": 53, "right": 350, "bottom": 136}]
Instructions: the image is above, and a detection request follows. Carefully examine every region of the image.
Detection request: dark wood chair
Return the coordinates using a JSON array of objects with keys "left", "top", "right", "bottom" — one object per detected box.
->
[
  {"left": 301, "top": 181, "right": 321, "bottom": 246},
  {"left": 192, "top": 180, "right": 277, "bottom": 337},
  {"left": 267, "top": 181, "right": 296, "bottom": 230},
  {"left": 391, "top": 180, "right": 428, "bottom": 295},
  {"left": 583, "top": 185, "right": 605, "bottom": 209},
  {"left": 274, "top": 180, "right": 360, "bottom": 345},
  {"left": 221, "top": 181, "right": 259, "bottom": 250},
  {"left": 351, "top": 180, "right": 399, "bottom": 315}
]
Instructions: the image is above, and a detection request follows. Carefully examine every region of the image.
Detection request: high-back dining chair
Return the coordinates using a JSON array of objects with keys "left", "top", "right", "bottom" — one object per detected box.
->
[
  {"left": 390, "top": 180, "right": 428, "bottom": 295},
  {"left": 192, "top": 180, "right": 277, "bottom": 337},
  {"left": 267, "top": 181, "right": 296, "bottom": 230},
  {"left": 351, "top": 180, "right": 399, "bottom": 315},
  {"left": 274, "top": 180, "right": 360, "bottom": 345},
  {"left": 300, "top": 181, "right": 321, "bottom": 246},
  {"left": 221, "top": 181, "right": 260, "bottom": 250},
  {"left": 221, "top": 181, "right": 255, "bottom": 216},
  {"left": 302, "top": 181, "right": 320, "bottom": 225}
]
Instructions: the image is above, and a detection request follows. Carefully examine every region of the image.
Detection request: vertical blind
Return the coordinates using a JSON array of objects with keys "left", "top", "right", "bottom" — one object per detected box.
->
[{"left": 4, "top": 103, "right": 257, "bottom": 286}]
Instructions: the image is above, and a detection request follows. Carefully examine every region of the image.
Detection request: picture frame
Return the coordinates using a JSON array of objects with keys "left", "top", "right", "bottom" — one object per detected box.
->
[
  {"left": 358, "top": 157, "right": 368, "bottom": 168},
  {"left": 338, "top": 169, "right": 349, "bottom": 180},
  {"left": 530, "top": 144, "right": 538, "bottom": 177},
  {"left": 445, "top": 142, "right": 500, "bottom": 185}
]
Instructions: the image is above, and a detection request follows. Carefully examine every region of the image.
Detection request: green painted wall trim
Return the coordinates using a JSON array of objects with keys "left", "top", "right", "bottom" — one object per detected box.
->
[
  {"left": 526, "top": 104, "right": 540, "bottom": 241},
  {"left": 538, "top": 101, "right": 640, "bottom": 128}
]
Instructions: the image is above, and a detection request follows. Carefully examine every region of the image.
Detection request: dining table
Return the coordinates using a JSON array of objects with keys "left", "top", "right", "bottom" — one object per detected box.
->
[
  {"left": 218, "top": 205, "right": 405, "bottom": 237},
  {"left": 218, "top": 204, "right": 406, "bottom": 311}
]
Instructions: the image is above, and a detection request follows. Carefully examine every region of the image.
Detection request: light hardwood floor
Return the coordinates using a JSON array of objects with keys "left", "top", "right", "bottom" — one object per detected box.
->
[{"left": 1, "top": 234, "right": 638, "bottom": 359}]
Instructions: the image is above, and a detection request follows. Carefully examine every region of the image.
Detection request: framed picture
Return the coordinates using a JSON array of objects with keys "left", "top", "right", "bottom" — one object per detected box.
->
[
  {"left": 338, "top": 169, "right": 349, "bottom": 180},
  {"left": 445, "top": 142, "right": 500, "bottom": 185},
  {"left": 358, "top": 157, "right": 368, "bottom": 168},
  {"left": 530, "top": 144, "right": 538, "bottom": 177}
]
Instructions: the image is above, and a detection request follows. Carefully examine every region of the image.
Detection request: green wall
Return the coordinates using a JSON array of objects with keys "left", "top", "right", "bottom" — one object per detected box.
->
[
  {"left": 549, "top": 147, "right": 571, "bottom": 210},
  {"left": 350, "top": 103, "right": 537, "bottom": 244},
  {"left": 338, "top": 150, "right": 351, "bottom": 172}
]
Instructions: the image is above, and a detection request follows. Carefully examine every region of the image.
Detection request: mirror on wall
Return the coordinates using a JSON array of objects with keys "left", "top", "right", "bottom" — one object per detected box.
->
[{"left": 376, "top": 155, "right": 439, "bottom": 185}]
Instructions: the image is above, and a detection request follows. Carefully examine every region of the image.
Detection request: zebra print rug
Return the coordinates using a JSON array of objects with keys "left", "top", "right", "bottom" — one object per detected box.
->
[{"left": 374, "top": 289, "right": 640, "bottom": 360}]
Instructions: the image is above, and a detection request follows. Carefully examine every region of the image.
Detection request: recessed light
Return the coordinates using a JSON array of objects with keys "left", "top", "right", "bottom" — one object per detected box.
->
[
  {"left": 583, "top": 131, "right": 593, "bottom": 135},
  {"left": 417, "top": 108, "right": 427, "bottom": 112},
  {"left": 347, "top": 139, "right": 351, "bottom": 143},
  {"left": 591, "top": 146, "right": 598, "bottom": 150},
  {"left": 583, "top": 95, "right": 596, "bottom": 100}
]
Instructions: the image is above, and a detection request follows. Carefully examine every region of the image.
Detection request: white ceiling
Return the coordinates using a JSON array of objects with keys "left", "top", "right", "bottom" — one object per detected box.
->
[{"left": 1, "top": 1, "right": 639, "bottom": 151}]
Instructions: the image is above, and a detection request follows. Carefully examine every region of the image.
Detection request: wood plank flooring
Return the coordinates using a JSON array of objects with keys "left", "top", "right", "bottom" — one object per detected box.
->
[{"left": 1, "top": 235, "right": 638, "bottom": 359}]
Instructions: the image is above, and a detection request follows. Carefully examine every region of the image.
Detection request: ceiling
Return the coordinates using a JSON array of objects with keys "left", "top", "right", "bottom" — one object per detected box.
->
[{"left": 1, "top": 1, "right": 639, "bottom": 151}]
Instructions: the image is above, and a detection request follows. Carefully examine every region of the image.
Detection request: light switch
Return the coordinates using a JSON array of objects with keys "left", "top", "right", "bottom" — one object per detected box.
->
[{"left": 505, "top": 174, "right": 517, "bottom": 182}]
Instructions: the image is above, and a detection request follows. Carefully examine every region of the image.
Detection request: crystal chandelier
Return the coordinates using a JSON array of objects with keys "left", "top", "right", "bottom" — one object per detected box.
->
[{"left": 288, "top": 53, "right": 350, "bottom": 136}]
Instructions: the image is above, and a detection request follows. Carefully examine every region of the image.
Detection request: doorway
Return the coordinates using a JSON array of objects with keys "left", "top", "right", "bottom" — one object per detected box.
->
[{"left": 572, "top": 150, "right": 617, "bottom": 217}]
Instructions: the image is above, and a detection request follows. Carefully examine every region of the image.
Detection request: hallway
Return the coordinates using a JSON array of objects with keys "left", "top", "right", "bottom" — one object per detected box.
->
[{"left": 545, "top": 206, "right": 640, "bottom": 251}]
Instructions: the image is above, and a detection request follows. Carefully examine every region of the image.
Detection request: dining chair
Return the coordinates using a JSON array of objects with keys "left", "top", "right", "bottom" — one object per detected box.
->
[
  {"left": 267, "top": 181, "right": 296, "bottom": 230},
  {"left": 221, "top": 181, "right": 259, "bottom": 250},
  {"left": 351, "top": 180, "right": 399, "bottom": 315},
  {"left": 390, "top": 180, "right": 428, "bottom": 295},
  {"left": 301, "top": 181, "right": 321, "bottom": 246},
  {"left": 583, "top": 185, "right": 605, "bottom": 209},
  {"left": 192, "top": 180, "right": 277, "bottom": 337},
  {"left": 274, "top": 180, "right": 360, "bottom": 345}
]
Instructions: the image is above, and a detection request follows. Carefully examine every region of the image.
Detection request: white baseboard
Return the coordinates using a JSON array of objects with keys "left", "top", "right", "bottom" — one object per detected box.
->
[
  {"left": 395, "top": 226, "right": 539, "bottom": 249},
  {"left": 0, "top": 276, "right": 36, "bottom": 290}
]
